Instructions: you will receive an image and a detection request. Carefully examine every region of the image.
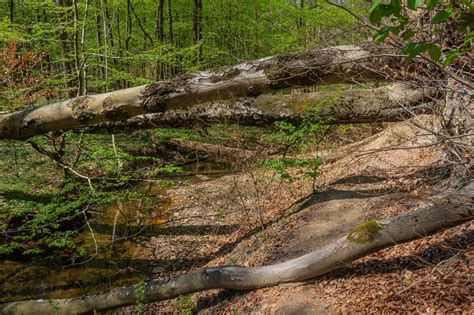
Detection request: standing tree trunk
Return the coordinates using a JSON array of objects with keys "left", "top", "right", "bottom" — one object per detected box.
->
[
  {"left": 125, "top": 0, "right": 132, "bottom": 87},
  {"left": 252, "top": 0, "right": 259, "bottom": 57},
  {"left": 100, "top": 0, "right": 109, "bottom": 91},
  {"left": 167, "top": 0, "right": 173, "bottom": 44},
  {"left": 155, "top": 0, "right": 164, "bottom": 41},
  {"left": 79, "top": 0, "right": 90, "bottom": 95},
  {"left": 72, "top": 0, "right": 84, "bottom": 96},
  {"left": 193, "top": 0, "right": 203, "bottom": 61},
  {"left": 95, "top": 0, "right": 105, "bottom": 92},
  {"left": 8, "top": 0, "right": 14, "bottom": 23},
  {"left": 55, "top": 0, "right": 78, "bottom": 98},
  {"left": 155, "top": 0, "right": 165, "bottom": 79}
]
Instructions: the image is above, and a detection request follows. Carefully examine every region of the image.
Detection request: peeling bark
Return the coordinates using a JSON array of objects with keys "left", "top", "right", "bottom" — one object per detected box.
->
[
  {"left": 86, "top": 82, "right": 434, "bottom": 133},
  {"left": 14, "top": 82, "right": 433, "bottom": 138},
  {"left": 0, "top": 44, "right": 403, "bottom": 140},
  {"left": 1, "top": 183, "right": 471, "bottom": 315}
]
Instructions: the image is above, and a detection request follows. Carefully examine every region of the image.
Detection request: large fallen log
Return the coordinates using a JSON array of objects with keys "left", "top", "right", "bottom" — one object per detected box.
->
[
  {"left": 2, "top": 182, "right": 471, "bottom": 315},
  {"left": 85, "top": 82, "right": 434, "bottom": 133},
  {"left": 0, "top": 44, "right": 403, "bottom": 140}
]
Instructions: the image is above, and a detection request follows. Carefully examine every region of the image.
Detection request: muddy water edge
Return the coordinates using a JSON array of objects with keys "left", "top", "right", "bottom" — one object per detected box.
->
[{"left": 0, "top": 161, "right": 232, "bottom": 303}]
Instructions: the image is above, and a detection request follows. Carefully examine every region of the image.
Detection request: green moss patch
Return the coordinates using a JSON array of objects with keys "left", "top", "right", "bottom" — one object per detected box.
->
[{"left": 347, "top": 220, "right": 383, "bottom": 244}]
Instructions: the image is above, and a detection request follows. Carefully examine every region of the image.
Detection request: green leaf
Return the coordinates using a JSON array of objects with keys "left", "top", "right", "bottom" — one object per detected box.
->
[
  {"left": 403, "top": 42, "right": 424, "bottom": 61},
  {"left": 374, "top": 27, "right": 390, "bottom": 43},
  {"left": 401, "top": 30, "right": 416, "bottom": 40},
  {"left": 390, "top": 0, "right": 402, "bottom": 16},
  {"left": 425, "top": 44, "right": 441, "bottom": 62},
  {"left": 390, "top": 26, "right": 402, "bottom": 35},
  {"left": 369, "top": 7, "right": 383, "bottom": 24},
  {"left": 397, "top": 15, "right": 409, "bottom": 26},
  {"left": 431, "top": 8, "right": 453, "bottom": 24},
  {"left": 443, "top": 51, "right": 462, "bottom": 67},
  {"left": 463, "top": 32, "right": 474, "bottom": 47},
  {"left": 426, "top": 0, "right": 439, "bottom": 10},
  {"left": 368, "top": 0, "right": 381, "bottom": 14},
  {"left": 369, "top": 4, "right": 395, "bottom": 24},
  {"left": 458, "top": 12, "right": 474, "bottom": 33},
  {"left": 464, "top": 0, "right": 474, "bottom": 14},
  {"left": 407, "top": 0, "right": 423, "bottom": 10},
  {"left": 390, "top": 0, "right": 401, "bottom": 9}
]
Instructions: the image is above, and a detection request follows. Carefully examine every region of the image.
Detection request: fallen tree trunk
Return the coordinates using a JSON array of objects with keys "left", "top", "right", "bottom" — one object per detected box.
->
[
  {"left": 85, "top": 82, "right": 434, "bottom": 133},
  {"left": 2, "top": 182, "right": 471, "bottom": 315},
  {"left": 0, "top": 44, "right": 403, "bottom": 140}
]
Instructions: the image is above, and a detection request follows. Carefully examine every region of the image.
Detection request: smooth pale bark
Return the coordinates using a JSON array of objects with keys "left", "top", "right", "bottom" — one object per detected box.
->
[
  {"left": 1, "top": 183, "right": 472, "bottom": 315},
  {"left": 0, "top": 44, "right": 402, "bottom": 140}
]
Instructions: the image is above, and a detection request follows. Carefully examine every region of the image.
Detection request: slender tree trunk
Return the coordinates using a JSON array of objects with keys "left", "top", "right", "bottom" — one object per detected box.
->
[
  {"left": 193, "top": 0, "right": 203, "bottom": 61},
  {"left": 155, "top": 0, "right": 165, "bottom": 79},
  {"left": 79, "top": 0, "right": 89, "bottom": 95},
  {"left": 8, "top": 0, "right": 14, "bottom": 23},
  {"left": 95, "top": 0, "right": 105, "bottom": 92},
  {"left": 100, "top": 0, "right": 109, "bottom": 91},
  {"left": 167, "top": 0, "right": 173, "bottom": 43},
  {"left": 56, "top": 0, "right": 77, "bottom": 98},
  {"left": 155, "top": 0, "right": 164, "bottom": 41},
  {"left": 125, "top": 0, "right": 132, "bottom": 87},
  {"left": 252, "top": 0, "right": 259, "bottom": 57},
  {"left": 72, "top": 0, "right": 84, "bottom": 96}
]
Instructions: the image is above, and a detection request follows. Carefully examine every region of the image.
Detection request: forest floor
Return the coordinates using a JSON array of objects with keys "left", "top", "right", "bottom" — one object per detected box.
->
[{"left": 120, "top": 117, "right": 473, "bottom": 313}]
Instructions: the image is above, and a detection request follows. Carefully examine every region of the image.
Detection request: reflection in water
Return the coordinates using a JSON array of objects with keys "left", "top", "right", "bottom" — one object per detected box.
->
[
  {"left": 0, "top": 182, "right": 170, "bottom": 302},
  {"left": 0, "top": 161, "right": 233, "bottom": 303}
]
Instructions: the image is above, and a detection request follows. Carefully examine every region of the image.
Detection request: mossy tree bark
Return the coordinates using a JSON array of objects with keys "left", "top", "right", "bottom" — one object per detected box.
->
[{"left": 85, "top": 82, "right": 434, "bottom": 134}]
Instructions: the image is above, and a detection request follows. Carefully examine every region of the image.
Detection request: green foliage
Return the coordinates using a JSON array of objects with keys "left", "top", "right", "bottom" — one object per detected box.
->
[
  {"left": 264, "top": 95, "right": 337, "bottom": 152},
  {"left": 1, "top": 0, "right": 367, "bottom": 112},
  {"left": 369, "top": 0, "right": 473, "bottom": 66},
  {"left": 134, "top": 280, "right": 146, "bottom": 315},
  {"left": 146, "top": 164, "right": 183, "bottom": 177},
  {"left": 347, "top": 220, "right": 383, "bottom": 244},
  {"left": 0, "top": 133, "right": 168, "bottom": 259},
  {"left": 0, "top": 181, "right": 90, "bottom": 256},
  {"left": 263, "top": 157, "right": 321, "bottom": 183},
  {"left": 175, "top": 294, "right": 197, "bottom": 315}
]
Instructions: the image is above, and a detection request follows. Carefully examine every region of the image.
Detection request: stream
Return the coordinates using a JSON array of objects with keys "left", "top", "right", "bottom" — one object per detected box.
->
[{"left": 0, "top": 160, "right": 233, "bottom": 303}]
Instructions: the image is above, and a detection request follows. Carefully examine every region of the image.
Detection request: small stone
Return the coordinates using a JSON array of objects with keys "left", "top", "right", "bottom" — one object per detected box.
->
[{"left": 152, "top": 266, "right": 166, "bottom": 273}]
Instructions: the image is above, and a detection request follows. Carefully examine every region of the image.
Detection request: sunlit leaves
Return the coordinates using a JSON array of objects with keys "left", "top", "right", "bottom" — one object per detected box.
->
[
  {"left": 374, "top": 27, "right": 390, "bottom": 43},
  {"left": 368, "top": 0, "right": 471, "bottom": 66},
  {"left": 443, "top": 51, "right": 462, "bottom": 67},
  {"left": 407, "top": 0, "right": 423, "bottom": 10},
  {"left": 426, "top": 0, "right": 439, "bottom": 11},
  {"left": 403, "top": 42, "right": 424, "bottom": 61},
  {"left": 425, "top": 44, "right": 441, "bottom": 62},
  {"left": 431, "top": 7, "right": 453, "bottom": 24}
]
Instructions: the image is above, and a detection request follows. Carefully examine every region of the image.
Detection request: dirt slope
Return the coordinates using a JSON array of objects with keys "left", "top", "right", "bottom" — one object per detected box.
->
[{"left": 120, "top": 117, "right": 472, "bottom": 313}]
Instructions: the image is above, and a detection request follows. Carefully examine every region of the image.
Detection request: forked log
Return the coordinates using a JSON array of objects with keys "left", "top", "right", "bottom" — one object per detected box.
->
[
  {"left": 0, "top": 44, "right": 403, "bottom": 140},
  {"left": 2, "top": 182, "right": 471, "bottom": 315}
]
